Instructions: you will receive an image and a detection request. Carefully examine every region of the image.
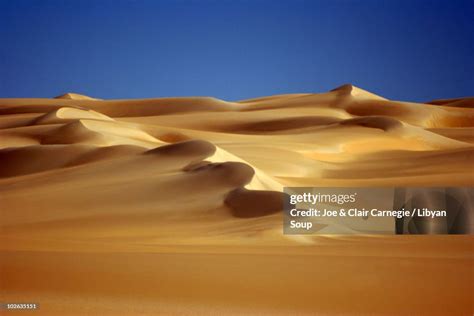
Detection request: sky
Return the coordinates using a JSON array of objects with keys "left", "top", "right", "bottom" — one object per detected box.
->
[{"left": 0, "top": 0, "right": 473, "bottom": 102}]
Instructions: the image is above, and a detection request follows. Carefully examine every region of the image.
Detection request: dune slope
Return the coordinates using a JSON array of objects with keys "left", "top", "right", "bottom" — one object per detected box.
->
[{"left": 0, "top": 85, "right": 473, "bottom": 315}]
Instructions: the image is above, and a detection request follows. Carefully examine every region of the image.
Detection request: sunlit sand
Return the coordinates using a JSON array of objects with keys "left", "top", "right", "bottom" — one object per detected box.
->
[{"left": 1, "top": 84, "right": 473, "bottom": 315}]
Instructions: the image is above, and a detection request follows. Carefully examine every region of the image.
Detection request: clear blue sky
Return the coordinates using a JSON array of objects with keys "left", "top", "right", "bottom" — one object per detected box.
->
[{"left": 1, "top": 0, "right": 473, "bottom": 101}]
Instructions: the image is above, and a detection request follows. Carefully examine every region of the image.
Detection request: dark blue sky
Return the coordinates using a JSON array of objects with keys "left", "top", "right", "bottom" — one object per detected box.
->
[{"left": 1, "top": 0, "right": 473, "bottom": 101}]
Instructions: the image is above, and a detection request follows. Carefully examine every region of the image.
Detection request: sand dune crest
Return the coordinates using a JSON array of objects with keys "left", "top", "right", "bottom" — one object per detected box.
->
[{"left": 54, "top": 92, "right": 99, "bottom": 100}]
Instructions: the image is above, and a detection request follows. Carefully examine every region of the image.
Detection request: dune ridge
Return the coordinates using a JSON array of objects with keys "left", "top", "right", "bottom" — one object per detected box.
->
[
  {"left": 1, "top": 85, "right": 473, "bottom": 315},
  {"left": 1, "top": 84, "right": 473, "bottom": 241}
]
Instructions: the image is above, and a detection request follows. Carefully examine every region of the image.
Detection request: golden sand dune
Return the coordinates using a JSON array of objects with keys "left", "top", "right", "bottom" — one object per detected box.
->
[
  {"left": 54, "top": 92, "right": 101, "bottom": 100},
  {"left": 0, "top": 85, "right": 473, "bottom": 315}
]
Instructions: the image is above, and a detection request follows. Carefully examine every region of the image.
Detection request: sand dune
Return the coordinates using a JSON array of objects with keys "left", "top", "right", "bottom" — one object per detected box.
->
[
  {"left": 1, "top": 85, "right": 473, "bottom": 315},
  {"left": 55, "top": 92, "right": 101, "bottom": 100}
]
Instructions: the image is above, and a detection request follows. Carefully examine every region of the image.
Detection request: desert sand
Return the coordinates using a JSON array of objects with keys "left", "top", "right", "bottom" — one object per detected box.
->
[{"left": 0, "top": 84, "right": 473, "bottom": 315}]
